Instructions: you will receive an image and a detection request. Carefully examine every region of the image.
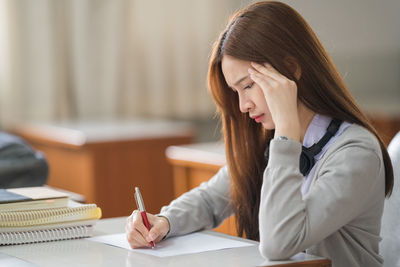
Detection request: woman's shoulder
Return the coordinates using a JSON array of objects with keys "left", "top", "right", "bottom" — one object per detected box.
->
[
  {"left": 317, "top": 123, "right": 385, "bottom": 185},
  {"left": 334, "top": 123, "right": 382, "bottom": 155}
]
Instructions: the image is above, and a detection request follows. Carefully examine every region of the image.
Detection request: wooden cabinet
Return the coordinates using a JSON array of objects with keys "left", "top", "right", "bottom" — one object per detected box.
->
[
  {"left": 165, "top": 142, "right": 238, "bottom": 236},
  {"left": 11, "top": 120, "right": 194, "bottom": 218},
  {"left": 368, "top": 113, "right": 400, "bottom": 146}
]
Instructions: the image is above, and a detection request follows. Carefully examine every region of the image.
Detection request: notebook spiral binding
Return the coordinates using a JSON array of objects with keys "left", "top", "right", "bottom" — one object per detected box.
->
[
  {"left": 0, "top": 225, "right": 94, "bottom": 245},
  {"left": 0, "top": 204, "right": 99, "bottom": 227}
]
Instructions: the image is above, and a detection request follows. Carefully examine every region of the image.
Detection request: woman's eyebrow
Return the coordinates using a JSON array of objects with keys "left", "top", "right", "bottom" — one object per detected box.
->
[{"left": 233, "top": 75, "right": 249, "bottom": 87}]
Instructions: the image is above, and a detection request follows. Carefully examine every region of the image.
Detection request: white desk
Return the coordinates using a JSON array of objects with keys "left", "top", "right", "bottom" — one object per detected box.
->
[{"left": 0, "top": 217, "right": 331, "bottom": 267}]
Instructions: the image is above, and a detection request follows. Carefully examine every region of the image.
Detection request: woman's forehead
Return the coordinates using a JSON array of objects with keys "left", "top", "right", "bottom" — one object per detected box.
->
[{"left": 221, "top": 56, "right": 251, "bottom": 87}]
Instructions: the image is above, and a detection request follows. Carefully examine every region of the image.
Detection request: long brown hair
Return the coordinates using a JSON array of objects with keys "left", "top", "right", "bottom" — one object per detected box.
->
[{"left": 207, "top": 1, "right": 393, "bottom": 241}]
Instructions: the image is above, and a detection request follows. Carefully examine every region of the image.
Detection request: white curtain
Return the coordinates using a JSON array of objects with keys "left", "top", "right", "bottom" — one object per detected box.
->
[{"left": 0, "top": 0, "right": 244, "bottom": 126}]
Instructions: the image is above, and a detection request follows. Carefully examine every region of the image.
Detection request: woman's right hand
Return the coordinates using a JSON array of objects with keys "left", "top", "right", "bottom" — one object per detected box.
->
[
  {"left": 249, "top": 62, "right": 301, "bottom": 142},
  {"left": 125, "top": 210, "right": 170, "bottom": 249}
]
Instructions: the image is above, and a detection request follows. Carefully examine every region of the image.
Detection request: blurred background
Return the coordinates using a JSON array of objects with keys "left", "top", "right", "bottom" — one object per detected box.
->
[
  {"left": 0, "top": 0, "right": 399, "bottom": 139},
  {"left": 0, "top": 0, "right": 399, "bottom": 219}
]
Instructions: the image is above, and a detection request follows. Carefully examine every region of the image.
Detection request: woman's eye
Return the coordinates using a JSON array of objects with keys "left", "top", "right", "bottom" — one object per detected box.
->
[{"left": 243, "top": 82, "right": 254, "bottom": 90}]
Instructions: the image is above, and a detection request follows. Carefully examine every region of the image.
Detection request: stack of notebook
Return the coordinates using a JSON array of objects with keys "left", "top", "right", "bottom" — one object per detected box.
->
[{"left": 0, "top": 186, "right": 102, "bottom": 245}]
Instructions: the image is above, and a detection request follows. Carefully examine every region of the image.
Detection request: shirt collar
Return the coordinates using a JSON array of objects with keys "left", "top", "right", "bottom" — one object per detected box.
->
[{"left": 302, "top": 114, "right": 332, "bottom": 148}]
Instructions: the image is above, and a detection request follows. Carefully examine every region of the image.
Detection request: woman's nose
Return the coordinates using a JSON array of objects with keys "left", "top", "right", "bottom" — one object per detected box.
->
[{"left": 238, "top": 94, "right": 254, "bottom": 113}]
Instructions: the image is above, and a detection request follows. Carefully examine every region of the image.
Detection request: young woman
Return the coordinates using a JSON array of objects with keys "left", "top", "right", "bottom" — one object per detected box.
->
[{"left": 125, "top": 2, "right": 393, "bottom": 266}]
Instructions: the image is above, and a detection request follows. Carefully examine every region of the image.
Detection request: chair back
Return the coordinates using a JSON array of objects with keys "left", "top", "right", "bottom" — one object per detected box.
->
[{"left": 381, "top": 132, "right": 400, "bottom": 267}]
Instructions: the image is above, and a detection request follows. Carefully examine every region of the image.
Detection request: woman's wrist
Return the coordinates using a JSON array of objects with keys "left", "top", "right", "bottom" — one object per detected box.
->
[
  {"left": 274, "top": 124, "right": 300, "bottom": 142},
  {"left": 156, "top": 215, "right": 171, "bottom": 240}
]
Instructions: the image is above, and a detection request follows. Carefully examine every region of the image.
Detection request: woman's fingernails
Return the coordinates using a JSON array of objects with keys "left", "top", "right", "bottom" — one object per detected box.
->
[{"left": 248, "top": 68, "right": 255, "bottom": 74}]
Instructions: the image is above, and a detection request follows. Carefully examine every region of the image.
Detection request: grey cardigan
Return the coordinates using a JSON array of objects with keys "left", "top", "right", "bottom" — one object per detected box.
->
[{"left": 160, "top": 124, "right": 385, "bottom": 267}]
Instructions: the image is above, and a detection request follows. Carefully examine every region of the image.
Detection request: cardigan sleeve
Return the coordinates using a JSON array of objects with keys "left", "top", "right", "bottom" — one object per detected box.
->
[
  {"left": 159, "top": 165, "right": 233, "bottom": 237},
  {"left": 259, "top": 137, "right": 384, "bottom": 260}
]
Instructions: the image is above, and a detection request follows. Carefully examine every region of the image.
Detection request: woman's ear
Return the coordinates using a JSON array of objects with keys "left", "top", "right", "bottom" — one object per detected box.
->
[{"left": 284, "top": 56, "right": 301, "bottom": 80}]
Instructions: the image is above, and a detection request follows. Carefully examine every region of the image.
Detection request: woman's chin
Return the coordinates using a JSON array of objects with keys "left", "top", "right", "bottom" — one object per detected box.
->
[{"left": 262, "top": 121, "right": 275, "bottom": 130}]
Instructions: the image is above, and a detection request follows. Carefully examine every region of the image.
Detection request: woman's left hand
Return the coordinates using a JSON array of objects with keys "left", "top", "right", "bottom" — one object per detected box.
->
[{"left": 248, "top": 62, "right": 300, "bottom": 141}]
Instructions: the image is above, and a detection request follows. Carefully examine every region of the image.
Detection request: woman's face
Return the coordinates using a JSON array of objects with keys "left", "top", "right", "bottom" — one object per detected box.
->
[{"left": 221, "top": 55, "right": 274, "bottom": 130}]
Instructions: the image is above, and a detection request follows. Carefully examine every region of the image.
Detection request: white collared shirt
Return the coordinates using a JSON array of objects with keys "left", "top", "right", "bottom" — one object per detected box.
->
[{"left": 301, "top": 114, "right": 351, "bottom": 196}]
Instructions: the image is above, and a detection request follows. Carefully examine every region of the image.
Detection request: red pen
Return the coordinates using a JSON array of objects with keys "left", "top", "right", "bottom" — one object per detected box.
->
[{"left": 134, "top": 187, "right": 155, "bottom": 248}]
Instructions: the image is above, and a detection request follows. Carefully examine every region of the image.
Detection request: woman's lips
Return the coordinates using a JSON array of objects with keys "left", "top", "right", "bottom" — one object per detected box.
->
[{"left": 252, "top": 114, "right": 264, "bottom": 123}]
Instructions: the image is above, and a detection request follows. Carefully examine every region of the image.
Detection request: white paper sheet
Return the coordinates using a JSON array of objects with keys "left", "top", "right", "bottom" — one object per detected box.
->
[{"left": 87, "top": 232, "right": 255, "bottom": 257}]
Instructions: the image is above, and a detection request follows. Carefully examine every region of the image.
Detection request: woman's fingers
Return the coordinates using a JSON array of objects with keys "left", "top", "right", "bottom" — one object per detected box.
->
[
  {"left": 147, "top": 215, "right": 170, "bottom": 243},
  {"left": 250, "top": 62, "right": 285, "bottom": 82},
  {"left": 131, "top": 210, "right": 151, "bottom": 236},
  {"left": 125, "top": 210, "right": 152, "bottom": 248},
  {"left": 248, "top": 62, "right": 295, "bottom": 94},
  {"left": 126, "top": 226, "right": 152, "bottom": 248},
  {"left": 248, "top": 71, "right": 276, "bottom": 92},
  {"left": 125, "top": 210, "right": 171, "bottom": 248}
]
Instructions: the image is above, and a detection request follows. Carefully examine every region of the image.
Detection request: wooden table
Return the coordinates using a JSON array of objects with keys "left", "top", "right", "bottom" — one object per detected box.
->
[
  {"left": 11, "top": 119, "right": 194, "bottom": 218},
  {"left": 165, "top": 142, "right": 239, "bottom": 235}
]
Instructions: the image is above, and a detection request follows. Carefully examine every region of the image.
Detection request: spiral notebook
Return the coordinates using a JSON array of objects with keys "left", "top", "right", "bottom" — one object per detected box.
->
[
  {"left": 0, "top": 200, "right": 101, "bottom": 245},
  {"left": 0, "top": 200, "right": 101, "bottom": 229}
]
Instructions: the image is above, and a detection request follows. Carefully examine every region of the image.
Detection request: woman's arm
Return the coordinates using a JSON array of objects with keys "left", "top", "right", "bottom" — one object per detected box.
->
[{"left": 160, "top": 165, "right": 234, "bottom": 238}]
